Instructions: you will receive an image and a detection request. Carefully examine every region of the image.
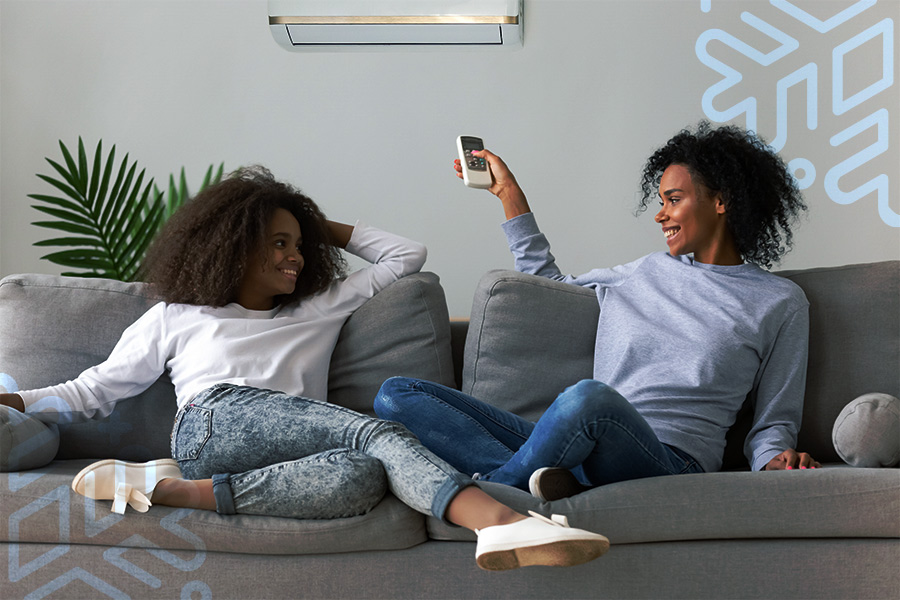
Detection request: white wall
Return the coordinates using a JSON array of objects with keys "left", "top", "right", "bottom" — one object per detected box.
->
[{"left": 2, "top": 0, "right": 898, "bottom": 316}]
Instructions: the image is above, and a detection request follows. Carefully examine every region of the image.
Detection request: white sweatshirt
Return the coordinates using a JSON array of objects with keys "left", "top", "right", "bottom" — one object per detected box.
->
[{"left": 20, "top": 222, "right": 426, "bottom": 424}]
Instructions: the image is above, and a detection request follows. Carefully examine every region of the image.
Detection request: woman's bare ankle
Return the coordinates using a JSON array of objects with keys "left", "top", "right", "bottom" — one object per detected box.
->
[
  {"left": 446, "top": 486, "right": 526, "bottom": 531},
  {"left": 152, "top": 478, "right": 217, "bottom": 511}
]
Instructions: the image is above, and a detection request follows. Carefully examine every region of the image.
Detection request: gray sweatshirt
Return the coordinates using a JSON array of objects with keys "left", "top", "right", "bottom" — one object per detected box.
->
[{"left": 502, "top": 212, "right": 809, "bottom": 472}]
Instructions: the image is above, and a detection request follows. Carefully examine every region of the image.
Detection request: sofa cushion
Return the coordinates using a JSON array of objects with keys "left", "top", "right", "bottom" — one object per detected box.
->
[
  {"left": 778, "top": 261, "right": 900, "bottom": 463},
  {"left": 428, "top": 467, "right": 900, "bottom": 544},
  {"left": 0, "top": 274, "right": 176, "bottom": 463},
  {"left": 329, "top": 271, "right": 456, "bottom": 416},
  {"left": 0, "top": 459, "right": 426, "bottom": 554},
  {"left": 461, "top": 262, "right": 900, "bottom": 469},
  {"left": 462, "top": 270, "right": 597, "bottom": 421},
  {"left": 832, "top": 393, "right": 900, "bottom": 467},
  {"left": 0, "top": 271, "right": 455, "bottom": 463}
]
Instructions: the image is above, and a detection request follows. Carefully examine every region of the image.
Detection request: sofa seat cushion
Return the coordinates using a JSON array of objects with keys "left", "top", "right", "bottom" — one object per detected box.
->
[
  {"left": 428, "top": 466, "right": 900, "bottom": 544},
  {"left": 1, "top": 460, "right": 427, "bottom": 555}
]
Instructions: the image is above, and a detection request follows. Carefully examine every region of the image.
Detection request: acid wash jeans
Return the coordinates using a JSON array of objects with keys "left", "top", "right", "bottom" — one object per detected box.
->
[
  {"left": 374, "top": 377, "right": 703, "bottom": 491},
  {"left": 171, "top": 384, "right": 472, "bottom": 520}
]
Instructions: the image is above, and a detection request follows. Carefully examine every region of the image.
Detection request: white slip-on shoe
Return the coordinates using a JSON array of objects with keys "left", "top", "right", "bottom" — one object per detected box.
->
[
  {"left": 71, "top": 458, "right": 183, "bottom": 514},
  {"left": 528, "top": 467, "right": 590, "bottom": 501},
  {"left": 475, "top": 510, "right": 609, "bottom": 571}
]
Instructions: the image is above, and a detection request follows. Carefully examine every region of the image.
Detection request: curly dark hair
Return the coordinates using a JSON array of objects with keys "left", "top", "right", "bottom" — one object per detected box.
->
[
  {"left": 141, "top": 166, "right": 347, "bottom": 307},
  {"left": 637, "top": 121, "right": 807, "bottom": 269}
]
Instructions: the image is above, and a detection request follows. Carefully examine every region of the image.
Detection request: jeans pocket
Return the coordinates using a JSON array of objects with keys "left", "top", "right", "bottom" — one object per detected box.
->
[
  {"left": 172, "top": 405, "right": 213, "bottom": 462},
  {"left": 679, "top": 456, "right": 704, "bottom": 474},
  {"left": 680, "top": 459, "right": 698, "bottom": 474},
  {"left": 668, "top": 446, "right": 703, "bottom": 475}
]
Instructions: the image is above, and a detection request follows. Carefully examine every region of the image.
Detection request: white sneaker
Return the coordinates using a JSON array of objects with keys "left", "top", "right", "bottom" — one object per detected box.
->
[
  {"left": 475, "top": 511, "right": 609, "bottom": 570},
  {"left": 71, "top": 458, "right": 183, "bottom": 514}
]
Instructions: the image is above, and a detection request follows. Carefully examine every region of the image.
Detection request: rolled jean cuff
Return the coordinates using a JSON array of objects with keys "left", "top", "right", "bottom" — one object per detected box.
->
[
  {"left": 431, "top": 472, "right": 475, "bottom": 526},
  {"left": 212, "top": 473, "right": 236, "bottom": 515}
]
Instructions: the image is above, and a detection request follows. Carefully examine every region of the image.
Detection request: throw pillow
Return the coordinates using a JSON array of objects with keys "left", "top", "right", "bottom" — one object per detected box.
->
[{"left": 832, "top": 393, "right": 900, "bottom": 467}]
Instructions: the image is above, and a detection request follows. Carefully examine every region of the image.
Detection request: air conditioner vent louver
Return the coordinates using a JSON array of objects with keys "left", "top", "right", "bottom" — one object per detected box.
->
[{"left": 268, "top": 1, "right": 522, "bottom": 50}]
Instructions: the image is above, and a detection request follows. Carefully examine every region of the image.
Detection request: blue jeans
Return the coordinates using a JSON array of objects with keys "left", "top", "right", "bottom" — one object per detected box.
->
[
  {"left": 375, "top": 377, "right": 703, "bottom": 491},
  {"left": 171, "top": 384, "right": 471, "bottom": 521}
]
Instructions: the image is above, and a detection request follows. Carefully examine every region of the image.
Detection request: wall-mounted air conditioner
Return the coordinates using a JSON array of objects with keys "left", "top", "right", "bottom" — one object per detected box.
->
[{"left": 268, "top": 0, "right": 523, "bottom": 50}]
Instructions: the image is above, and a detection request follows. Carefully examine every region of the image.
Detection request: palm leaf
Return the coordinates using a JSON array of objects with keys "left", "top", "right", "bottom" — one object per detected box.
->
[
  {"left": 34, "top": 237, "right": 106, "bottom": 248},
  {"left": 57, "top": 142, "right": 82, "bottom": 191},
  {"left": 31, "top": 138, "right": 224, "bottom": 281},
  {"left": 158, "top": 162, "right": 224, "bottom": 219},
  {"left": 35, "top": 172, "right": 84, "bottom": 206},
  {"left": 31, "top": 205, "right": 96, "bottom": 227},
  {"left": 31, "top": 138, "right": 163, "bottom": 281},
  {"left": 93, "top": 146, "right": 117, "bottom": 223},
  {"left": 201, "top": 163, "right": 225, "bottom": 189},
  {"left": 40, "top": 249, "right": 114, "bottom": 269},
  {"left": 120, "top": 204, "right": 164, "bottom": 280},
  {"left": 87, "top": 141, "right": 103, "bottom": 208},
  {"left": 75, "top": 140, "right": 90, "bottom": 196},
  {"left": 108, "top": 169, "right": 149, "bottom": 257},
  {"left": 111, "top": 173, "right": 153, "bottom": 258},
  {"left": 100, "top": 153, "right": 131, "bottom": 229},
  {"left": 31, "top": 220, "right": 101, "bottom": 237},
  {"left": 26, "top": 194, "right": 89, "bottom": 216}
]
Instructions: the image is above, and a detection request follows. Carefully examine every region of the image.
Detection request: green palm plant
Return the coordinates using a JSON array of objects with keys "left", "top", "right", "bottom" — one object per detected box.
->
[
  {"left": 158, "top": 163, "right": 225, "bottom": 221},
  {"left": 29, "top": 138, "right": 223, "bottom": 281}
]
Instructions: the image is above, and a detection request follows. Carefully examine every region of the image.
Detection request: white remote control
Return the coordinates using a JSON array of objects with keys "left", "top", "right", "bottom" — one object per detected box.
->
[{"left": 457, "top": 136, "right": 493, "bottom": 189}]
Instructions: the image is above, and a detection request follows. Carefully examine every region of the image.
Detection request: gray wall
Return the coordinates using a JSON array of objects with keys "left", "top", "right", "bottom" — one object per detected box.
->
[{"left": 1, "top": 0, "right": 898, "bottom": 316}]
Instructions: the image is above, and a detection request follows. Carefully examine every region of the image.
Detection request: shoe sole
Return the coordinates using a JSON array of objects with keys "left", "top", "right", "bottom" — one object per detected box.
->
[
  {"left": 71, "top": 458, "right": 181, "bottom": 497},
  {"left": 476, "top": 538, "right": 610, "bottom": 571},
  {"left": 528, "top": 468, "right": 548, "bottom": 500}
]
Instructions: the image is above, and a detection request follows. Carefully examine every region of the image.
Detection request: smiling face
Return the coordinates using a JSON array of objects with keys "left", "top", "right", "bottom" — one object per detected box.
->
[
  {"left": 654, "top": 164, "right": 742, "bottom": 265},
  {"left": 235, "top": 208, "right": 304, "bottom": 310}
]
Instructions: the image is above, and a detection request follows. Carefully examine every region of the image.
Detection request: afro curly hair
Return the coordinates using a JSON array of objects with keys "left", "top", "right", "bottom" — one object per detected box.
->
[
  {"left": 637, "top": 121, "right": 807, "bottom": 269},
  {"left": 141, "top": 166, "right": 347, "bottom": 307}
]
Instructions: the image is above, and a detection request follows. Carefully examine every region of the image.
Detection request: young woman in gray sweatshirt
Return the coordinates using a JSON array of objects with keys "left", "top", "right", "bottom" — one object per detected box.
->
[{"left": 376, "top": 122, "right": 819, "bottom": 501}]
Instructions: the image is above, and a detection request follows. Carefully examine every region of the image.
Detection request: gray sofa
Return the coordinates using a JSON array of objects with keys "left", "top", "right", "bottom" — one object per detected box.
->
[{"left": 1, "top": 262, "right": 898, "bottom": 599}]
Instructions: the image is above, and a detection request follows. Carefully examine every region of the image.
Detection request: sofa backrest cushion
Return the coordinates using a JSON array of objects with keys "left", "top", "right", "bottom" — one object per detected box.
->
[
  {"left": 0, "top": 271, "right": 455, "bottom": 462},
  {"left": 778, "top": 261, "right": 899, "bottom": 463},
  {"left": 0, "top": 274, "right": 173, "bottom": 462},
  {"left": 329, "top": 271, "right": 456, "bottom": 416},
  {"left": 462, "top": 261, "right": 900, "bottom": 470},
  {"left": 462, "top": 270, "right": 597, "bottom": 420}
]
